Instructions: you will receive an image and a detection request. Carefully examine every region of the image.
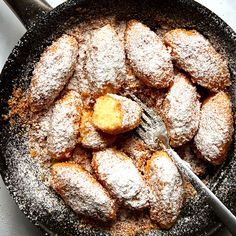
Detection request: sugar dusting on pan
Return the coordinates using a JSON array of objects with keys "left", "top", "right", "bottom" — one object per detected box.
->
[
  {"left": 1, "top": 1, "right": 236, "bottom": 236},
  {"left": 4, "top": 125, "right": 85, "bottom": 234}
]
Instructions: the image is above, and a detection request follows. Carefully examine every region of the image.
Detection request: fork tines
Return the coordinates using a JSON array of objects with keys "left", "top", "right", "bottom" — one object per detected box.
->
[{"left": 127, "top": 93, "right": 169, "bottom": 149}]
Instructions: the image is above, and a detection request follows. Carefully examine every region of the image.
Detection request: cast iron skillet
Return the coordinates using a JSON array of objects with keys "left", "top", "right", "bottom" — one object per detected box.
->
[{"left": 0, "top": 0, "right": 236, "bottom": 235}]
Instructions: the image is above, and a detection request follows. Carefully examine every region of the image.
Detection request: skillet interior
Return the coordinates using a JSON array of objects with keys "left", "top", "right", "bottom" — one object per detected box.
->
[{"left": 0, "top": 0, "right": 236, "bottom": 235}]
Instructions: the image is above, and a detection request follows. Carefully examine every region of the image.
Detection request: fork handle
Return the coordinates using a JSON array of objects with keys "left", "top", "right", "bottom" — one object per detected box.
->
[{"left": 165, "top": 148, "right": 236, "bottom": 236}]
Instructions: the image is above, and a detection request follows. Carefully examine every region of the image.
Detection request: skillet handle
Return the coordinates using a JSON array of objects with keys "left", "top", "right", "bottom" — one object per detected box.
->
[{"left": 3, "top": 0, "right": 53, "bottom": 30}]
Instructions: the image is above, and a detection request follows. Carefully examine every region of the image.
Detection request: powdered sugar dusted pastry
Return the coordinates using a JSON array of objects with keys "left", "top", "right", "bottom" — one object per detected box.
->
[
  {"left": 51, "top": 163, "right": 117, "bottom": 221},
  {"left": 146, "top": 151, "right": 184, "bottom": 229},
  {"left": 162, "top": 73, "right": 201, "bottom": 147},
  {"left": 68, "top": 145, "right": 93, "bottom": 174},
  {"left": 92, "top": 148, "right": 150, "bottom": 209},
  {"left": 121, "top": 135, "right": 152, "bottom": 172},
  {"left": 80, "top": 111, "right": 116, "bottom": 150},
  {"left": 92, "top": 94, "right": 142, "bottom": 134},
  {"left": 164, "top": 29, "right": 231, "bottom": 91},
  {"left": 85, "top": 24, "right": 126, "bottom": 93},
  {"left": 29, "top": 34, "right": 79, "bottom": 112},
  {"left": 47, "top": 91, "right": 82, "bottom": 160},
  {"left": 125, "top": 20, "right": 174, "bottom": 88},
  {"left": 193, "top": 92, "right": 233, "bottom": 165}
]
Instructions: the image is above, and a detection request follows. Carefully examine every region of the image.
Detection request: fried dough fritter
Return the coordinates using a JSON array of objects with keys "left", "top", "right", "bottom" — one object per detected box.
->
[
  {"left": 47, "top": 91, "right": 82, "bottom": 160},
  {"left": 193, "top": 91, "right": 234, "bottom": 165},
  {"left": 145, "top": 151, "right": 184, "bottom": 229},
  {"left": 162, "top": 73, "right": 201, "bottom": 147},
  {"left": 125, "top": 20, "right": 174, "bottom": 88},
  {"left": 86, "top": 24, "right": 126, "bottom": 93},
  {"left": 51, "top": 163, "right": 117, "bottom": 221},
  {"left": 92, "top": 94, "right": 142, "bottom": 134},
  {"left": 92, "top": 148, "right": 150, "bottom": 210},
  {"left": 164, "top": 29, "right": 231, "bottom": 92},
  {"left": 29, "top": 34, "right": 79, "bottom": 112},
  {"left": 66, "top": 24, "right": 127, "bottom": 104}
]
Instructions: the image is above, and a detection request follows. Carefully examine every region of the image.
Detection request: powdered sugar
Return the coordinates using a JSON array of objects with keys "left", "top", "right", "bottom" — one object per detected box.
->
[
  {"left": 66, "top": 35, "right": 90, "bottom": 94},
  {"left": 51, "top": 163, "right": 117, "bottom": 221},
  {"left": 80, "top": 111, "right": 116, "bottom": 150},
  {"left": 125, "top": 20, "right": 174, "bottom": 88},
  {"left": 164, "top": 29, "right": 231, "bottom": 92},
  {"left": 92, "top": 148, "right": 150, "bottom": 209},
  {"left": 193, "top": 92, "right": 234, "bottom": 164},
  {"left": 47, "top": 91, "right": 82, "bottom": 159},
  {"left": 163, "top": 73, "right": 200, "bottom": 147},
  {"left": 12, "top": 15, "right": 232, "bottom": 235},
  {"left": 29, "top": 34, "right": 79, "bottom": 111},
  {"left": 146, "top": 152, "right": 184, "bottom": 228},
  {"left": 29, "top": 107, "right": 53, "bottom": 164},
  {"left": 85, "top": 25, "right": 126, "bottom": 91}
]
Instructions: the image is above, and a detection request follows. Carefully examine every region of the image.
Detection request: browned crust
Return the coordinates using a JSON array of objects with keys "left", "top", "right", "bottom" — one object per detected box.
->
[
  {"left": 120, "top": 135, "right": 152, "bottom": 173},
  {"left": 51, "top": 162, "right": 117, "bottom": 221},
  {"left": 125, "top": 20, "right": 174, "bottom": 89},
  {"left": 92, "top": 148, "right": 150, "bottom": 210},
  {"left": 145, "top": 151, "right": 184, "bottom": 229},
  {"left": 164, "top": 29, "right": 231, "bottom": 92},
  {"left": 47, "top": 91, "right": 82, "bottom": 160},
  {"left": 162, "top": 73, "right": 200, "bottom": 147},
  {"left": 29, "top": 35, "right": 79, "bottom": 112},
  {"left": 193, "top": 92, "right": 234, "bottom": 165},
  {"left": 176, "top": 144, "right": 207, "bottom": 177}
]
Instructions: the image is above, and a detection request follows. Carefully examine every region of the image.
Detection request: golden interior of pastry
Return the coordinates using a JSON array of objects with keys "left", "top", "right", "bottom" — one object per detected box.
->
[{"left": 93, "top": 95, "right": 123, "bottom": 134}]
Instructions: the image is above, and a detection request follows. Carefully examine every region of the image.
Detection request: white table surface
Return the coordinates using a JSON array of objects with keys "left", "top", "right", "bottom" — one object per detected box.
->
[{"left": 0, "top": 0, "right": 235, "bottom": 235}]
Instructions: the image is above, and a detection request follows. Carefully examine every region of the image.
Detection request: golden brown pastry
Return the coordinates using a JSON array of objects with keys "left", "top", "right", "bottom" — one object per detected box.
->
[
  {"left": 85, "top": 24, "right": 126, "bottom": 94},
  {"left": 193, "top": 92, "right": 234, "bottom": 165},
  {"left": 51, "top": 163, "right": 117, "bottom": 221},
  {"left": 47, "top": 91, "right": 82, "bottom": 160},
  {"left": 164, "top": 29, "right": 231, "bottom": 91},
  {"left": 92, "top": 94, "right": 142, "bottom": 134},
  {"left": 92, "top": 148, "right": 150, "bottom": 210},
  {"left": 80, "top": 111, "right": 116, "bottom": 150},
  {"left": 125, "top": 20, "right": 174, "bottom": 88},
  {"left": 145, "top": 151, "right": 184, "bottom": 229},
  {"left": 162, "top": 73, "right": 201, "bottom": 147},
  {"left": 29, "top": 34, "right": 79, "bottom": 112}
]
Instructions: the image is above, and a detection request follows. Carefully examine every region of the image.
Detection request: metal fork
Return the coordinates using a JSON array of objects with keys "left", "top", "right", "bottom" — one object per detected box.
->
[{"left": 129, "top": 94, "right": 236, "bottom": 236}]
